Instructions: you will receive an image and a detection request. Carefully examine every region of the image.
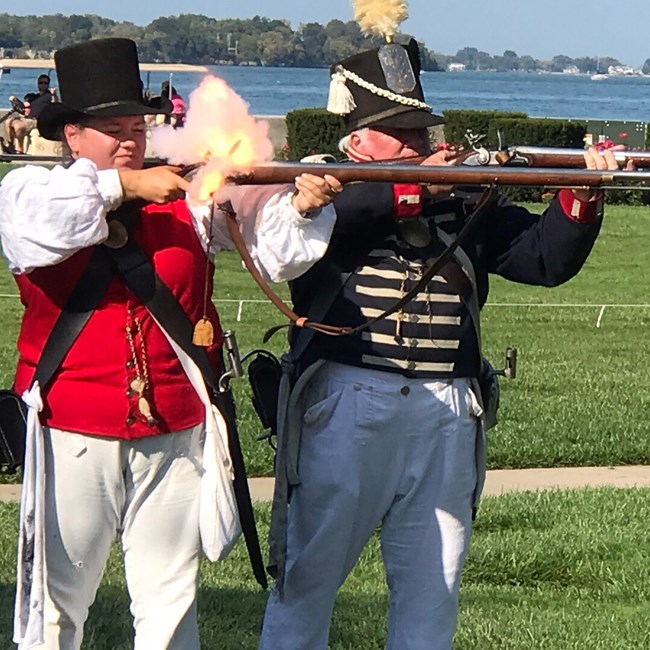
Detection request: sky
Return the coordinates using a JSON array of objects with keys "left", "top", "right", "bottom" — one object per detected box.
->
[{"left": 5, "top": 0, "right": 650, "bottom": 66}]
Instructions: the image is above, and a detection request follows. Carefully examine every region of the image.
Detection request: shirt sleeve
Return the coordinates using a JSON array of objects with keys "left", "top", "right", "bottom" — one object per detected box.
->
[
  {"left": 0, "top": 159, "right": 122, "bottom": 274},
  {"left": 187, "top": 184, "right": 336, "bottom": 283}
]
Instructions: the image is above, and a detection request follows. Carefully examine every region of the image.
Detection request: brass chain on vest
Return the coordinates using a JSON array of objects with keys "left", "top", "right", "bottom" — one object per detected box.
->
[{"left": 125, "top": 306, "right": 158, "bottom": 426}]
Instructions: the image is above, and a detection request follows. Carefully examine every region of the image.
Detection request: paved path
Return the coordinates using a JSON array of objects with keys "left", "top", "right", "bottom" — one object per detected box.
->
[{"left": 2, "top": 465, "right": 650, "bottom": 503}]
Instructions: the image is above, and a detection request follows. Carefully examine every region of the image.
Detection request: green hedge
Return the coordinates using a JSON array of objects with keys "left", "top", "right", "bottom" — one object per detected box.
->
[
  {"left": 609, "top": 123, "right": 650, "bottom": 206},
  {"left": 487, "top": 117, "right": 586, "bottom": 148},
  {"left": 442, "top": 109, "right": 528, "bottom": 147},
  {"left": 281, "top": 108, "right": 649, "bottom": 206},
  {"left": 285, "top": 108, "right": 345, "bottom": 161},
  {"left": 484, "top": 118, "right": 587, "bottom": 202}
]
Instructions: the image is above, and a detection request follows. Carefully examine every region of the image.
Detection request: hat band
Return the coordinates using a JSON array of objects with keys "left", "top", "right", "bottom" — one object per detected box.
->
[
  {"left": 352, "top": 105, "right": 427, "bottom": 129},
  {"left": 336, "top": 65, "right": 432, "bottom": 112},
  {"left": 82, "top": 99, "right": 144, "bottom": 112}
]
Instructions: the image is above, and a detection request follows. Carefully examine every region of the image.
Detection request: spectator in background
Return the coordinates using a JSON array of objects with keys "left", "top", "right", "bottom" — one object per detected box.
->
[
  {"left": 4, "top": 73, "right": 56, "bottom": 154},
  {"left": 161, "top": 81, "right": 186, "bottom": 128}
]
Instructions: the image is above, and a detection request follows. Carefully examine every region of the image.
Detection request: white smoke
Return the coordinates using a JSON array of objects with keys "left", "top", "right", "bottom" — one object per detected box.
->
[{"left": 150, "top": 75, "right": 274, "bottom": 168}]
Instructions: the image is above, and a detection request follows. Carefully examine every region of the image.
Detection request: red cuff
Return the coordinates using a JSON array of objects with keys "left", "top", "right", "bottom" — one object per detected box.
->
[
  {"left": 393, "top": 184, "right": 422, "bottom": 220},
  {"left": 557, "top": 189, "right": 604, "bottom": 224}
]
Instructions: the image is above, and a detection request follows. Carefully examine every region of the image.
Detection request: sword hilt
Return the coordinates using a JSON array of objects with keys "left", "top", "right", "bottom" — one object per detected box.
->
[{"left": 218, "top": 330, "right": 244, "bottom": 392}]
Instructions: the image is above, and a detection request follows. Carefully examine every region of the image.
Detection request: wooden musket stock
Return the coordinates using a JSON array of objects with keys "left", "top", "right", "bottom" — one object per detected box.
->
[{"left": 227, "top": 162, "right": 650, "bottom": 189}]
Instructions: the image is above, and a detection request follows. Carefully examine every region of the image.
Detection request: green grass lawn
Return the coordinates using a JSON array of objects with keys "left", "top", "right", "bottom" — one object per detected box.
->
[
  {"left": 2, "top": 488, "right": 649, "bottom": 649},
  {"left": 1, "top": 170, "right": 649, "bottom": 647}
]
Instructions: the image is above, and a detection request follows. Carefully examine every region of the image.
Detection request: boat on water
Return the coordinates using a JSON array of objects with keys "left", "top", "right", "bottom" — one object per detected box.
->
[{"left": 590, "top": 57, "right": 608, "bottom": 81}]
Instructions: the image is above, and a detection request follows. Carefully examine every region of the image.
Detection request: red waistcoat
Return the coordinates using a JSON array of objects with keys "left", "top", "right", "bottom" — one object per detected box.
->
[{"left": 13, "top": 200, "right": 224, "bottom": 439}]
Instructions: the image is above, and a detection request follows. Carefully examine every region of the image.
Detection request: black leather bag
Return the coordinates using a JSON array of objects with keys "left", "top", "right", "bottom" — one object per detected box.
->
[
  {"left": 478, "top": 357, "right": 500, "bottom": 431},
  {"left": 247, "top": 350, "right": 282, "bottom": 435},
  {"left": 0, "top": 389, "right": 27, "bottom": 474}
]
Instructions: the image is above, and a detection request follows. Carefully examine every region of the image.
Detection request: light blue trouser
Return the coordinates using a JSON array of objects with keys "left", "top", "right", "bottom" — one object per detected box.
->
[{"left": 259, "top": 362, "right": 480, "bottom": 650}]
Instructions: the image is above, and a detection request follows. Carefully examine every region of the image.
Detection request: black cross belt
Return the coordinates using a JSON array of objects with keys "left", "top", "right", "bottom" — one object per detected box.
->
[
  {"left": 106, "top": 213, "right": 267, "bottom": 590},
  {"left": 31, "top": 202, "right": 266, "bottom": 588}
]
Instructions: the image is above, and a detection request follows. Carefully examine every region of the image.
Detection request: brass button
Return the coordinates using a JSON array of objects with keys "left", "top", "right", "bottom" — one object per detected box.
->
[
  {"left": 126, "top": 360, "right": 135, "bottom": 369},
  {"left": 407, "top": 361, "right": 416, "bottom": 370},
  {"left": 104, "top": 220, "right": 129, "bottom": 249},
  {"left": 126, "top": 416, "right": 135, "bottom": 426},
  {"left": 400, "top": 386, "right": 410, "bottom": 396},
  {"left": 126, "top": 389, "right": 135, "bottom": 398}
]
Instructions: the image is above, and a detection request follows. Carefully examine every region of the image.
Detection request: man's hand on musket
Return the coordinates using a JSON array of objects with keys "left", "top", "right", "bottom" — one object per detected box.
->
[
  {"left": 598, "top": 143, "right": 637, "bottom": 171},
  {"left": 119, "top": 166, "right": 191, "bottom": 204},
  {"left": 291, "top": 173, "right": 343, "bottom": 215},
  {"left": 421, "top": 149, "right": 455, "bottom": 199},
  {"left": 571, "top": 147, "right": 619, "bottom": 202}
]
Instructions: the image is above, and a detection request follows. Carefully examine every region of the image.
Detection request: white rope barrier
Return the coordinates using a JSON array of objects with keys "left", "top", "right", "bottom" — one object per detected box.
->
[
  {"left": 486, "top": 303, "right": 650, "bottom": 308},
  {"left": 0, "top": 294, "right": 648, "bottom": 308},
  {"left": 0, "top": 294, "right": 648, "bottom": 328}
]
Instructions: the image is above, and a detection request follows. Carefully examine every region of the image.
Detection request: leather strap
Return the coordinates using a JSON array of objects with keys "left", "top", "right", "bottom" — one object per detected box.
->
[
  {"left": 219, "top": 202, "right": 353, "bottom": 340},
  {"left": 219, "top": 186, "right": 497, "bottom": 340},
  {"left": 348, "top": 186, "right": 497, "bottom": 335},
  {"left": 33, "top": 231, "right": 127, "bottom": 390},
  {"left": 103, "top": 224, "right": 268, "bottom": 590},
  {"left": 105, "top": 239, "right": 220, "bottom": 388}
]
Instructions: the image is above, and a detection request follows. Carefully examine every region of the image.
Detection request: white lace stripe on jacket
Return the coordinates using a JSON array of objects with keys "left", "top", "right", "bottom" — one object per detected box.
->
[{"left": 0, "top": 160, "right": 336, "bottom": 281}]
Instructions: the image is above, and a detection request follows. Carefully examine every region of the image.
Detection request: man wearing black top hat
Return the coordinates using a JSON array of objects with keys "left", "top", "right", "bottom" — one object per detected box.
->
[
  {"left": 259, "top": 36, "right": 617, "bottom": 650},
  {"left": 0, "top": 37, "right": 340, "bottom": 650}
]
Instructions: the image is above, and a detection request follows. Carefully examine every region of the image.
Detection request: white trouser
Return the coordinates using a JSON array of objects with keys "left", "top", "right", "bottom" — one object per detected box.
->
[
  {"left": 259, "top": 362, "right": 481, "bottom": 650},
  {"left": 36, "top": 424, "right": 203, "bottom": 650}
]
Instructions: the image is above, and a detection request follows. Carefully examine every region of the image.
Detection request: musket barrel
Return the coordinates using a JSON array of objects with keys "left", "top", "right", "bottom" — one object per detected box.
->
[
  {"left": 508, "top": 146, "right": 650, "bottom": 169},
  {"left": 228, "top": 162, "right": 650, "bottom": 188}
]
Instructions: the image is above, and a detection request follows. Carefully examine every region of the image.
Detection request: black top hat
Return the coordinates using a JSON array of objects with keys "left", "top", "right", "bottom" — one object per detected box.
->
[
  {"left": 327, "top": 39, "right": 444, "bottom": 133},
  {"left": 38, "top": 38, "right": 172, "bottom": 141}
]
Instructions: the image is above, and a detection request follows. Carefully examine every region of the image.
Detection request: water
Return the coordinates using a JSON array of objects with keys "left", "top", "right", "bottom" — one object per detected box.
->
[{"left": 3, "top": 65, "right": 650, "bottom": 121}]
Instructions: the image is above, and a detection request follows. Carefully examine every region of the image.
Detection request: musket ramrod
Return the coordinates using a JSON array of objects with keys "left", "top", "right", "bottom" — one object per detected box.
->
[{"left": 227, "top": 162, "right": 650, "bottom": 190}]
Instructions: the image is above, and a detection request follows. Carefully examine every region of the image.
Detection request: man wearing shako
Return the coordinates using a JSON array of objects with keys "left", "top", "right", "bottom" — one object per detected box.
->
[{"left": 259, "top": 2, "right": 618, "bottom": 648}]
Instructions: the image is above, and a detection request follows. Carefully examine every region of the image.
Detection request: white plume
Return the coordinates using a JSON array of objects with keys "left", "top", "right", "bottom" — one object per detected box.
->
[{"left": 353, "top": 0, "right": 409, "bottom": 38}]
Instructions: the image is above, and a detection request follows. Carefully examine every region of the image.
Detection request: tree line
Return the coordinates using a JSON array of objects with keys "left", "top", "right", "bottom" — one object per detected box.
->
[
  {"left": 0, "top": 13, "right": 645, "bottom": 72},
  {"left": 0, "top": 13, "right": 442, "bottom": 69}
]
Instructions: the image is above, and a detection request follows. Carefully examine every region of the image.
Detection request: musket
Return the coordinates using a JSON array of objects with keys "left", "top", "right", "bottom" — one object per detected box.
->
[
  {"left": 225, "top": 161, "right": 650, "bottom": 190},
  {"left": 444, "top": 129, "right": 650, "bottom": 170},
  {"left": 213, "top": 331, "right": 268, "bottom": 590},
  {"left": 461, "top": 145, "right": 650, "bottom": 169}
]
